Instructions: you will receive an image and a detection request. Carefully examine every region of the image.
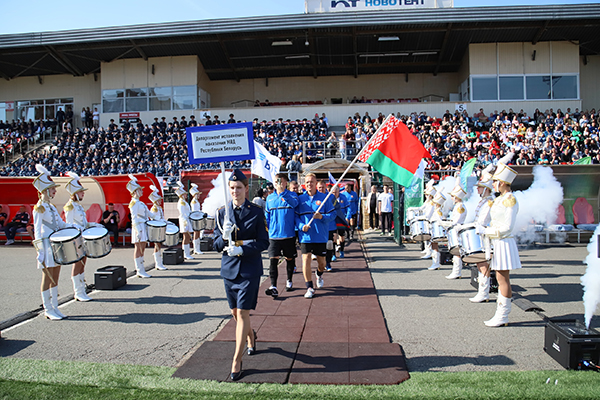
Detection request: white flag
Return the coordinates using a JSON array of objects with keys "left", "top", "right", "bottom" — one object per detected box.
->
[{"left": 251, "top": 142, "right": 282, "bottom": 183}]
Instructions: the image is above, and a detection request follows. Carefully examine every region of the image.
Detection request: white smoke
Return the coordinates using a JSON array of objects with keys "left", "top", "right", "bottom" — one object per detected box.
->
[
  {"left": 512, "top": 166, "right": 564, "bottom": 241},
  {"left": 434, "top": 175, "right": 457, "bottom": 216},
  {"left": 582, "top": 225, "right": 600, "bottom": 329},
  {"left": 463, "top": 184, "right": 482, "bottom": 224},
  {"left": 201, "top": 171, "right": 232, "bottom": 218}
]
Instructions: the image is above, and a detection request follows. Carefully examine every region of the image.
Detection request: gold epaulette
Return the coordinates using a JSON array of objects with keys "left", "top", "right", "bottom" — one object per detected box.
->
[
  {"left": 488, "top": 199, "right": 494, "bottom": 208},
  {"left": 63, "top": 200, "right": 74, "bottom": 212},
  {"left": 178, "top": 199, "right": 186, "bottom": 206},
  {"left": 458, "top": 205, "right": 465, "bottom": 214},
  {"left": 151, "top": 205, "right": 158, "bottom": 213},
  {"left": 437, "top": 210, "right": 443, "bottom": 216},
  {"left": 34, "top": 201, "right": 45, "bottom": 213},
  {"left": 503, "top": 194, "right": 517, "bottom": 208},
  {"left": 129, "top": 199, "right": 136, "bottom": 208},
  {"left": 191, "top": 199, "right": 197, "bottom": 205}
]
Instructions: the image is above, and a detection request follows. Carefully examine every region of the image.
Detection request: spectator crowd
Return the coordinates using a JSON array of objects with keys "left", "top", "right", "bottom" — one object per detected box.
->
[{"left": 1, "top": 106, "right": 599, "bottom": 183}]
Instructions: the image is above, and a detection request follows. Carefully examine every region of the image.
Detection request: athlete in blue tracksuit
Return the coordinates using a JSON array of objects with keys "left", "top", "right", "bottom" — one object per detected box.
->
[
  {"left": 345, "top": 183, "right": 359, "bottom": 239},
  {"left": 334, "top": 185, "right": 352, "bottom": 259},
  {"left": 295, "top": 173, "right": 335, "bottom": 298},
  {"left": 264, "top": 173, "right": 299, "bottom": 296}
]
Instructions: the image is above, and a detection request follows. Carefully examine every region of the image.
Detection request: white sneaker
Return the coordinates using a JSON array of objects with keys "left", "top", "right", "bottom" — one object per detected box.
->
[
  {"left": 316, "top": 272, "right": 324, "bottom": 288},
  {"left": 286, "top": 280, "right": 293, "bottom": 291},
  {"left": 311, "top": 254, "right": 317, "bottom": 260},
  {"left": 5, "top": 239, "right": 14, "bottom": 245},
  {"left": 304, "top": 287, "right": 315, "bottom": 298}
]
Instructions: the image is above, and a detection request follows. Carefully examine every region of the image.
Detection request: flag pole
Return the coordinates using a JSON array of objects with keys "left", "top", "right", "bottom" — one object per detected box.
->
[
  {"left": 220, "top": 161, "right": 233, "bottom": 243},
  {"left": 305, "top": 114, "right": 394, "bottom": 227}
]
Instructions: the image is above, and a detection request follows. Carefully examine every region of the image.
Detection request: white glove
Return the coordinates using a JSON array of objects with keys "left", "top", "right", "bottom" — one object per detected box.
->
[
  {"left": 475, "top": 224, "right": 485, "bottom": 235},
  {"left": 36, "top": 250, "right": 45, "bottom": 267},
  {"left": 223, "top": 220, "right": 234, "bottom": 238},
  {"left": 227, "top": 245, "right": 243, "bottom": 257}
]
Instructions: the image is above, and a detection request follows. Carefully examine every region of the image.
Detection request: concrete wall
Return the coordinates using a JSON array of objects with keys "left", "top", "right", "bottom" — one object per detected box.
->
[{"left": 580, "top": 54, "right": 600, "bottom": 111}]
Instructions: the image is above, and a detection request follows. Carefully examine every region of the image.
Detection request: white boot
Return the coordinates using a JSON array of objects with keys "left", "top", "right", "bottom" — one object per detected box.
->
[
  {"left": 41, "top": 289, "right": 63, "bottom": 320},
  {"left": 154, "top": 251, "right": 167, "bottom": 270},
  {"left": 135, "top": 257, "right": 151, "bottom": 278},
  {"left": 484, "top": 294, "right": 512, "bottom": 327},
  {"left": 470, "top": 273, "right": 490, "bottom": 303},
  {"left": 73, "top": 273, "right": 92, "bottom": 301},
  {"left": 446, "top": 256, "right": 463, "bottom": 279},
  {"left": 193, "top": 238, "right": 203, "bottom": 255},
  {"left": 421, "top": 241, "right": 432, "bottom": 259},
  {"left": 183, "top": 244, "right": 194, "bottom": 260},
  {"left": 428, "top": 250, "right": 441, "bottom": 270},
  {"left": 50, "top": 286, "right": 67, "bottom": 318}
]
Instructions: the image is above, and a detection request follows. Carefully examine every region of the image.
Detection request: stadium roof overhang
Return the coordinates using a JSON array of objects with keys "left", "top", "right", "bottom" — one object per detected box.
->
[{"left": 0, "top": 4, "right": 599, "bottom": 82}]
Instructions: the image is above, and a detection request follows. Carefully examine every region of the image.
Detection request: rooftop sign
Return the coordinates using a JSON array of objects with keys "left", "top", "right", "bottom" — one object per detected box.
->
[{"left": 305, "top": 0, "right": 453, "bottom": 13}]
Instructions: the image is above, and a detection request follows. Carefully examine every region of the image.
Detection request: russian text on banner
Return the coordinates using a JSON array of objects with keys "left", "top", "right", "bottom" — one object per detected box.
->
[
  {"left": 186, "top": 122, "right": 255, "bottom": 165},
  {"left": 358, "top": 115, "right": 431, "bottom": 187}
]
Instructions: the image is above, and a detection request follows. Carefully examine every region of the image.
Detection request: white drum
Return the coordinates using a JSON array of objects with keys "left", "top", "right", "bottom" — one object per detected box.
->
[
  {"left": 203, "top": 217, "right": 215, "bottom": 230},
  {"left": 165, "top": 223, "right": 180, "bottom": 247},
  {"left": 49, "top": 227, "right": 85, "bottom": 265},
  {"left": 406, "top": 207, "right": 421, "bottom": 224},
  {"left": 447, "top": 227, "right": 462, "bottom": 256},
  {"left": 146, "top": 220, "right": 167, "bottom": 243},
  {"left": 411, "top": 217, "right": 431, "bottom": 242},
  {"left": 459, "top": 225, "right": 490, "bottom": 263},
  {"left": 430, "top": 220, "right": 447, "bottom": 243},
  {"left": 190, "top": 211, "right": 205, "bottom": 231},
  {"left": 82, "top": 226, "right": 112, "bottom": 258}
]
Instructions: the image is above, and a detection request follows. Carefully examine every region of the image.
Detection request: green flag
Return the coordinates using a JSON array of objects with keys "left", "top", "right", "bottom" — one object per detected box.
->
[{"left": 574, "top": 156, "right": 591, "bottom": 165}]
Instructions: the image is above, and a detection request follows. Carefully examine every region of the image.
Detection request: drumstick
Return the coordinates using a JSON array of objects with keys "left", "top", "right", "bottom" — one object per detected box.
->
[{"left": 41, "top": 263, "right": 57, "bottom": 286}]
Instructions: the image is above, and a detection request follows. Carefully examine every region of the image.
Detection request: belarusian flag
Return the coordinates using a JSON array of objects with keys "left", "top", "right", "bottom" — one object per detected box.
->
[{"left": 359, "top": 115, "right": 431, "bottom": 187}]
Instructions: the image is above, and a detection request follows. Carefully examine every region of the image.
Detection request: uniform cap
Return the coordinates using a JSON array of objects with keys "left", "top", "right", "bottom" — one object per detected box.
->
[
  {"left": 492, "top": 162, "right": 518, "bottom": 185},
  {"left": 450, "top": 185, "right": 467, "bottom": 200},
  {"left": 126, "top": 174, "right": 144, "bottom": 193},
  {"left": 229, "top": 169, "right": 247, "bottom": 182},
  {"left": 174, "top": 181, "right": 187, "bottom": 197},
  {"left": 189, "top": 183, "right": 200, "bottom": 197},
  {"left": 148, "top": 184, "right": 162, "bottom": 203},
  {"left": 65, "top": 171, "right": 88, "bottom": 196},
  {"left": 433, "top": 192, "right": 446, "bottom": 206},
  {"left": 33, "top": 164, "right": 59, "bottom": 193}
]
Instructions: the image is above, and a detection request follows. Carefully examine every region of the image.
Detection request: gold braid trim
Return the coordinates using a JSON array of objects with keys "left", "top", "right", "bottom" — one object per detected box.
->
[
  {"left": 503, "top": 194, "right": 517, "bottom": 208},
  {"left": 63, "top": 200, "right": 74, "bottom": 212},
  {"left": 34, "top": 200, "right": 45, "bottom": 213},
  {"left": 129, "top": 199, "right": 136, "bottom": 208},
  {"left": 151, "top": 204, "right": 158, "bottom": 213}
]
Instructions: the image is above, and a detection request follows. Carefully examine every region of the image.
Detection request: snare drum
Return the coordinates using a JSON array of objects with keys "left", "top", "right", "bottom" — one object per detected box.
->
[
  {"left": 82, "top": 226, "right": 112, "bottom": 258},
  {"left": 49, "top": 227, "right": 85, "bottom": 264},
  {"left": 459, "top": 225, "right": 490, "bottom": 263},
  {"left": 146, "top": 220, "right": 167, "bottom": 243},
  {"left": 202, "top": 217, "right": 215, "bottom": 231},
  {"left": 430, "top": 220, "right": 447, "bottom": 242},
  {"left": 447, "top": 227, "right": 461, "bottom": 256},
  {"left": 165, "top": 223, "right": 180, "bottom": 247},
  {"left": 410, "top": 217, "right": 431, "bottom": 241},
  {"left": 190, "top": 211, "right": 205, "bottom": 231},
  {"left": 406, "top": 207, "right": 421, "bottom": 224}
]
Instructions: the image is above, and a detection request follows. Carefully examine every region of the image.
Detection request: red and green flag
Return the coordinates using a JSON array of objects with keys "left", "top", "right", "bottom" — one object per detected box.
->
[{"left": 359, "top": 115, "right": 431, "bottom": 187}]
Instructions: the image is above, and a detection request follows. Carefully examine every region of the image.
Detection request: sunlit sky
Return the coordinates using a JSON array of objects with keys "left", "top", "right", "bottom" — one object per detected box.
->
[{"left": 2, "top": 0, "right": 595, "bottom": 35}]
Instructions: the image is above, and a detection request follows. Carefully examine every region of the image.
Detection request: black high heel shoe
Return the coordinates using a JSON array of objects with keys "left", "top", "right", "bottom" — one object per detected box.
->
[
  {"left": 230, "top": 361, "right": 243, "bottom": 381},
  {"left": 247, "top": 329, "right": 257, "bottom": 355}
]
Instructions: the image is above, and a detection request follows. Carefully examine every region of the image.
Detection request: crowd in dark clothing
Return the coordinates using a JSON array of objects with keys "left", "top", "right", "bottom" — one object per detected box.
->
[
  {"left": 1, "top": 105, "right": 599, "bottom": 181},
  {"left": 0, "top": 119, "right": 54, "bottom": 161}
]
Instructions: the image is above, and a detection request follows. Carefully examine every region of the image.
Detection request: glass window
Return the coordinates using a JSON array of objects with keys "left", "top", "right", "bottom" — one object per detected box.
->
[
  {"left": 499, "top": 76, "right": 524, "bottom": 100},
  {"left": 552, "top": 75, "right": 578, "bottom": 99},
  {"left": 126, "top": 88, "right": 147, "bottom": 97},
  {"left": 149, "top": 97, "right": 171, "bottom": 111},
  {"left": 60, "top": 98, "right": 74, "bottom": 104},
  {"left": 45, "top": 99, "right": 57, "bottom": 104},
  {"left": 126, "top": 98, "right": 147, "bottom": 112},
  {"left": 17, "top": 101, "right": 30, "bottom": 107},
  {"left": 526, "top": 76, "right": 551, "bottom": 100},
  {"left": 102, "top": 89, "right": 124, "bottom": 99},
  {"left": 45, "top": 105, "right": 56, "bottom": 119},
  {"left": 103, "top": 98, "right": 124, "bottom": 113},
  {"left": 173, "top": 85, "right": 196, "bottom": 96},
  {"left": 148, "top": 87, "right": 171, "bottom": 97},
  {"left": 471, "top": 77, "right": 497, "bottom": 101},
  {"left": 173, "top": 96, "right": 195, "bottom": 110}
]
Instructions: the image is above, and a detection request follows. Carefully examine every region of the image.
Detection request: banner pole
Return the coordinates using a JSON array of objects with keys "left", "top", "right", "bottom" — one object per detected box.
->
[
  {"left": 220, "top": 162, "right": 233, "bottom": 243},
  {"left": 305, "top": 114, "right": 394, "bottom": 227}
]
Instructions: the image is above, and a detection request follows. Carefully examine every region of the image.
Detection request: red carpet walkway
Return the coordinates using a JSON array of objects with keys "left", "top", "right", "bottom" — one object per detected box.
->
[{"left": 172, "top": 239, "right": 410, "bottom": 384}]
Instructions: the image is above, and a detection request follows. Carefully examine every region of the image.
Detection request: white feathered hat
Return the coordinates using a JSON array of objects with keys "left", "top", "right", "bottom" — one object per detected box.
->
[
  {"left": 433, "top": 192, "right": 446, "bottom": 206},
  {"left": 65, "top": 171, "right": 88, "bottom": 196},
  {"left": 424, "top": 179, "right": 437, "bottom": 196},
  {"left": 189, "top": 183, "right": 200, "bottom": 197},
  {"left": 33, "top": 164, "right": 59, "bottom": 193},
  {"left": 493, "top": 163, "right": 518, "bottom": 185},
  {"left": 174, "top": 181, "right": 187, "bottom": 197},
  {"left": 450, "top": 185, "right": 467, "bottom": 201},
  {"left": 148, "top": 184, "right": 162, "bottom": 204},
  {"left": 477, "top": 164, "right": 494, "bottom": 191},
  {"left": 126, "top": 174, "right": 144, "bottom": 194}
]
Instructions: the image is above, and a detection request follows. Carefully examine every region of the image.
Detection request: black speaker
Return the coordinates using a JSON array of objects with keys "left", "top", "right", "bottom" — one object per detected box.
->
[
  {"left": 95, "top": 266, "right": 127, "bottom": 290},
  {"left": 164, "top": 248, "right": 184, "bottom": 264}
]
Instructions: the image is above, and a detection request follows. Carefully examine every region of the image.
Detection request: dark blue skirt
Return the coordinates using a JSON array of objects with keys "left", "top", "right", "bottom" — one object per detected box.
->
[{"left": 223, "top": 275, "right": 261, "bottom": 310}]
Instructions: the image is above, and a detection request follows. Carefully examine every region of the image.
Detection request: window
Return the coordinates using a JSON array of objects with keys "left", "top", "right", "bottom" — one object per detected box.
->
[
  {"left": 471, "top": 77, "right": 497, "bottom": 101},
  {"left": 499, "top": 76, "right": 524, "bottom": 100},
  {"left": 552, "top": 75, "right": 578, "bottom": 99},
  {"left": 526, "top": 76, "right": 551, "bottom": 100},
  {"left": 102, "top": 89, "right": 125, "bottom": 113},
  {"left": 149, "top": 86, "right": 171, "bottom": 111},
  {"left": 173, "top": 85, "right": 196, "bottom": 110}
]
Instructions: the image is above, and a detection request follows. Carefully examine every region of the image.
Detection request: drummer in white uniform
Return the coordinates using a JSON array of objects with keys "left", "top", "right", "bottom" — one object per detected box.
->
[
  {"left": 419, "top": 182, "right": 437, "bottom": 259},
  {"left": 64, "top": 172, "right": 96, "bottom": 302},
  {"left": 427, "top": 192, "right": 446, "bottom": 271},
  {"left": 190, "top": 183, "right": 206, "bottom": 255},
  {"left": 148, "top": 184, "right": 168, "bottom": 271},
  {"left": 176, "top": 181, "right": 194, "bottom": 260},
  {"left": 32, "top": 164, "right": 72, "bottom": 320},
  {"left": 440, "top": 185, "right": 467, "bottom": 279},
  {"left": 469, "top": 168, "right": 495, "bottom": 303},
  {"left": 127, "top": 174, "right": 151, "bottom": 278},
  {"left": 476, "top": 163, "right": 522, "bottom": 327}
]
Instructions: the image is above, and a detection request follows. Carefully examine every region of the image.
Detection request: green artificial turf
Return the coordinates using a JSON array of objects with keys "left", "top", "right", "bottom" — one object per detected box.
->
[{"left": 1, "top": 358, "right": 600, "bottom": 400}]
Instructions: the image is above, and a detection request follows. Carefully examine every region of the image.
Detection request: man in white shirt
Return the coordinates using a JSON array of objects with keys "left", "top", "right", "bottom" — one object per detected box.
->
[{"left": 378, "top": 185, "right": 394, "bottom": 236}]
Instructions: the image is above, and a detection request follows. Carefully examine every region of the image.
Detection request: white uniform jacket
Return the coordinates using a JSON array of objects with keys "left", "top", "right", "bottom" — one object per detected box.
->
[
  {"left": 129, "top": 198, "right": 149, "bottom": 243},
  {"left": 33, "top": 200, "right": 71, "bottom": 268},
  {"left": 178, "top": 198, "right": 193, "bottom": 233},
  {"left": 148, "top": 204, "right": 166, "bottom": 223},
  {"left": 484, "top": 192, "right": 522, "bottom": 271},
  {"left": 64, "top": 199, "right": 91, "bottom": 230}
]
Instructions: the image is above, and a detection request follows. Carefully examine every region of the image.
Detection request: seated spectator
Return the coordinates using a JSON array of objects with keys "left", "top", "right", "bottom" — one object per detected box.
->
[
  {"left": 4, "top": 205, "right": 30, "bottom": 245},
  {"left": 0, "top": 205, "right": 7, "bottom": 227},
  {"left": 101, "top": 203, "right": 121, "bottom": 246}
]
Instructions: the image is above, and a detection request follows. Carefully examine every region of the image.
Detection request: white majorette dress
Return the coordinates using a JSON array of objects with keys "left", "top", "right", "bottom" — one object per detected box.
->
[
  {"left": 127, "top": 176, "right": 149, "bottom": 244},
  {"left": 419, "top": 184, "right": 437, "bottom": 259},
  {"left": 484, "top": 165, "right": 522, "bottom": 271},
  {"left": 148, "top": 184, "right": 167, "bottom": 271},
  {"left": 428, "top": 191, "right": 446, "bottom": 270},
  {"left": 176, "top": 182, "right": 193, "bottom": 234},
  {"left": 441, "top": 185, "right": 467, "bottom": 279}
]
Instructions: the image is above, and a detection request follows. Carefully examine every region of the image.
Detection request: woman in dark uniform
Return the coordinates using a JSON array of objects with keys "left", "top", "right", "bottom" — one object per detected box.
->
[{"left": 214, "top": 169, "right": 269, "bottom": 381}]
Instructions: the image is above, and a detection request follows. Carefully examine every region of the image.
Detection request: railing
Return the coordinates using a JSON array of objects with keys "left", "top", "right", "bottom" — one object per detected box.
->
[{"left": 301, "top": 140, "right": 365, "bottom": 165}]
